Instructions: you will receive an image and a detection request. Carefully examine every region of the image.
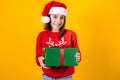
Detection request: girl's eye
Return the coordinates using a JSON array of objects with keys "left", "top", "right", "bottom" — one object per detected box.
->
[
  {"left": 51, "top": 15, "right": 64, "bottom": 19},
  {"left": 60, "top": 16, "right": 64, "bottom": 19},
  {"left": 53, "top": 16, "right": 57, "bottom": 18}
]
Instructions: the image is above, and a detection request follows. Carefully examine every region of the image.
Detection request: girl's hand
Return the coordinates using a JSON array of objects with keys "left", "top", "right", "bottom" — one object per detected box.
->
[
  {"left": 38, "top": 56, "right": 50, "bottom": 69},
  {"left": 75, "top": 53, "right": 81, "bottom": 62}
]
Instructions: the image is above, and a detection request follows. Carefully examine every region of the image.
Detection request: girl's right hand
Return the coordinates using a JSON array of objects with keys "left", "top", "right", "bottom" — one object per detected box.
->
[{"left": 38, "top": 56, "right": 50, "bottom": 69}]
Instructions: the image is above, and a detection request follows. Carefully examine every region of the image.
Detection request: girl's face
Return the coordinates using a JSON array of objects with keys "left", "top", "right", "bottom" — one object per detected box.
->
[{"left": 50, "top": 14, "right": 65, "bottom": 32}]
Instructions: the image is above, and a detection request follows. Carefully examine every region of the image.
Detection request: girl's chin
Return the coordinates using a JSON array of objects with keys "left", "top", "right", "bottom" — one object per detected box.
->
[
  {"left": 54, "top": 26, "right": 61, "bottom": 29},
  {"left": 54, "top": 27, "right": 61, "bottom": 30}
]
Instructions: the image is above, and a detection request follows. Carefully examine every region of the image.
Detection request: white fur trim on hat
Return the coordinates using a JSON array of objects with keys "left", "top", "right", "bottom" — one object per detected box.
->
[
  {"left": 49, "top": 7, "right": 67, "bottom": 16},
  {"left": 41, "top": 16, "right": 50, "bottom": 23}
]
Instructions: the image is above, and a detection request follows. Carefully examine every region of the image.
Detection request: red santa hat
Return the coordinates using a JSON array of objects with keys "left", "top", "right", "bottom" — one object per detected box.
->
[{"left": 41, "top": 1, "right": 67, "bottom": 23}]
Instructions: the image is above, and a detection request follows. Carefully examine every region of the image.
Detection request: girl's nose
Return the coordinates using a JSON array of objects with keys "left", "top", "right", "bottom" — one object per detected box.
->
[{"left": 56, "top": 18, "right": 61, "bottom": 23}]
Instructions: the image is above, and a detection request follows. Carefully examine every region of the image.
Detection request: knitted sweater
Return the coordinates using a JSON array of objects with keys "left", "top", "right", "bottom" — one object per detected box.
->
[{"left": 36, "top": 29, "right": 80, "bottom": 78}]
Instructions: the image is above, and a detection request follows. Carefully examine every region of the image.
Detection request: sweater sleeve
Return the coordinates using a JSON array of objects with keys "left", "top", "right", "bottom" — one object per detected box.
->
[
  {"left": 36, "top": 33, "right": 43, "bottom": 66},
  {"left": 71, "top": 32, "right": 82, "bottom": 62}
]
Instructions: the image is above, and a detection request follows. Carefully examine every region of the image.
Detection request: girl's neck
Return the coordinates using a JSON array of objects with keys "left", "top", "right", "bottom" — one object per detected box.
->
[{"left": 51, "top": 29, "right": 60, "bottom": 32}]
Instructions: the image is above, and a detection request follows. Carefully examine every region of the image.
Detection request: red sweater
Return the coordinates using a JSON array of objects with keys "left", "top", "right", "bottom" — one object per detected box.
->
[{"left": 36, "top": 30, "right": 80, "bottom": 78}]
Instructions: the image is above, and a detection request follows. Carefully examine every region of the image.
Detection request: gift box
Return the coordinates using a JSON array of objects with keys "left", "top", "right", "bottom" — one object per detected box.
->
[{"left": 44, "top": 48, "right": 78, "bottom": 67}]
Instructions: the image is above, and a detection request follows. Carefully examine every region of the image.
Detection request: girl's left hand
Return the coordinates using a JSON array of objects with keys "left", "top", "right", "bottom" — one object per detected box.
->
[{"left": 75, "top": 53, "right": 81, "bottom": 62}]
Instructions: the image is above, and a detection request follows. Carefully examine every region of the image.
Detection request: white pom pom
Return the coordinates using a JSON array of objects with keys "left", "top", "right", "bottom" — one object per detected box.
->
[{"left": 41, "top": 16, "right": 50, "bottom": 23}]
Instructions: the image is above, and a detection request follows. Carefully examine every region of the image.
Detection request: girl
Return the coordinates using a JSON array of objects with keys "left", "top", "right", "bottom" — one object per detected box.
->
[{"left": 36, "top": 1, "right": 81, "bottom": 80}]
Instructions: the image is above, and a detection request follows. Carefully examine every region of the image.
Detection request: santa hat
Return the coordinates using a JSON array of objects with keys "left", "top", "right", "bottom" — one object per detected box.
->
[{"left": 41, "top": 1, "right": 67, "bottom": 23}]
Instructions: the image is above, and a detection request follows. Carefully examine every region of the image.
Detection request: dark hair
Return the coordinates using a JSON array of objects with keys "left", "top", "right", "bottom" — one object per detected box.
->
[{"left": 44, "top": 16, "right": 66, "bottom": 40}]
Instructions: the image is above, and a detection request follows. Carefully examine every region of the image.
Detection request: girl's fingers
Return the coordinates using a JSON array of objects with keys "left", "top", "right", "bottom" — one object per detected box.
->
[
  {"left": 75, "top": 53, "right": 80, "bottom": 57},
  {"left": 75, "top": 53, "right": 81, "bottom": 62},
  {"left": 76, "top": 53, "right": 80, "bottom": 56},
  {"left": 43, "top": 64, "right": 51, "bottom": 69}
]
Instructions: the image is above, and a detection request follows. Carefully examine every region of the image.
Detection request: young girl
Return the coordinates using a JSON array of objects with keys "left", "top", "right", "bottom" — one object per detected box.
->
[{"left": 36, "top": 1, "right": 81, "bottom": 80}]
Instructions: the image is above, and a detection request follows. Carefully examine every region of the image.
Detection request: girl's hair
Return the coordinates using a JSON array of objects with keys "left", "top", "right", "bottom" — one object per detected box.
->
[{"left": 44, "top": 15, "right": 66, "bottom": 40}]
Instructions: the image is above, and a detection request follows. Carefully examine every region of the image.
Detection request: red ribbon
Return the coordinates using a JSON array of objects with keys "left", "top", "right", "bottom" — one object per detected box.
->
[{"left": 60, "top": 48, "right": 64, "bottom": 66}]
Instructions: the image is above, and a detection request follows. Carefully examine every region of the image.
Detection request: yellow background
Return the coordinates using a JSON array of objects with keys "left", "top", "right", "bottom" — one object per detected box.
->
[{"left": 0, "top": 0, "right": 120, "bottom": 80}]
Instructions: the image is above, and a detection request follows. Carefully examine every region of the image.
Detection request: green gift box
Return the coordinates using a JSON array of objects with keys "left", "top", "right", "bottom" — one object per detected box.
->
[{"left": 44, "top": 48, "right": 78, "bottom": 67}]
